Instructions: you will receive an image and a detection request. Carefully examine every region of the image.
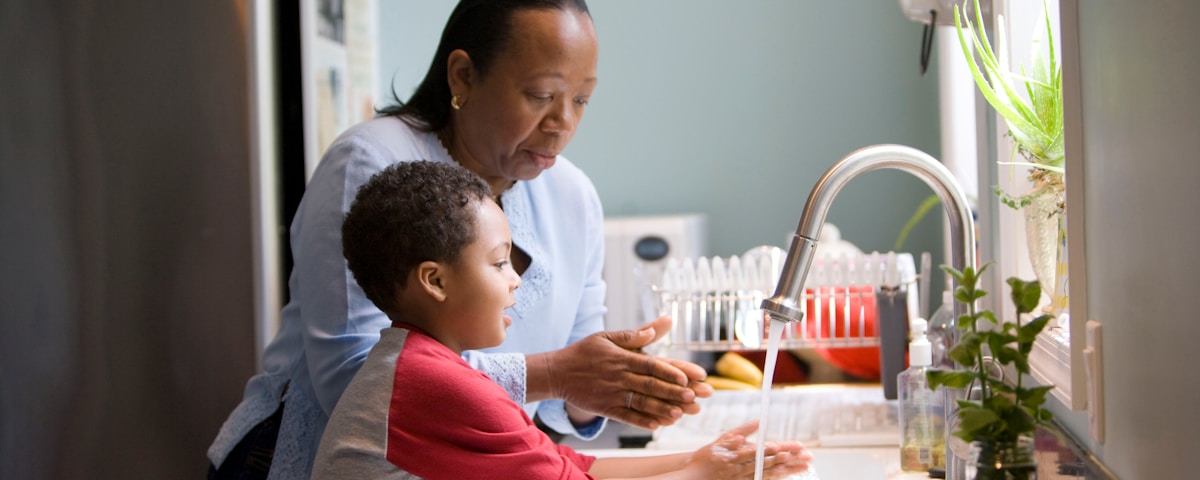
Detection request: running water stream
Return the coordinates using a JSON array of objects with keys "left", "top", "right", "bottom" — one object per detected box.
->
[{"left": 753, "top": 317, "right": 788, "bottom": 480}]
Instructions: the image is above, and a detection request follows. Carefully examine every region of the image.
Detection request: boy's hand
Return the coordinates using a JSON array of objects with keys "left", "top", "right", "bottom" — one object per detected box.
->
[{"left": 687, "top": 421, "right": 813, "bottom": 479}]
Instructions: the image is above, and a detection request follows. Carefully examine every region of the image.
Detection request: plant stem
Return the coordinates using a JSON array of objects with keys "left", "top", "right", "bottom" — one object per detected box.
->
[
  {"left": 968, "top": 281, "right": 990, "bottom": 402},
  {"left": 1015, "top": 311, "right": 1024, "bottom": 415}
]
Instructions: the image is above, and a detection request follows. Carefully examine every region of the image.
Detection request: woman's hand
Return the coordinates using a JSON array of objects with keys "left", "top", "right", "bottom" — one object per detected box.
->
[
  {"left": 528, "top": 316, "right": 713, "bottom": 430},
  {"left": 685, "top": 421, "right": 813, "bottom": 480}
]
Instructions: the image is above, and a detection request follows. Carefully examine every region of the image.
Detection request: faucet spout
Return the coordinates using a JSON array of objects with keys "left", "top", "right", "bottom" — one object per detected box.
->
[{"left": 760, "top": 144, "right": 976, "bottom": 323}]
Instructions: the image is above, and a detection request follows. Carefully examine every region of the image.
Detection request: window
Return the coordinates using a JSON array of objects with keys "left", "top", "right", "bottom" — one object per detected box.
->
[{"left": 973, "top": 0, "right": 1086, "bottom": 410}]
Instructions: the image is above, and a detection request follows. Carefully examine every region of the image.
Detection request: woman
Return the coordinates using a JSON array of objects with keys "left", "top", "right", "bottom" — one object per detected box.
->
[{"left": 208, "top": 1, "right": 712, "bottom": 478}]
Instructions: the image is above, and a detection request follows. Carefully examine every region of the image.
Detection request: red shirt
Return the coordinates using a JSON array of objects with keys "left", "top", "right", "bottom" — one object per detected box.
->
[{"left": 312, "top": 326, "right": 596, "bottom": 479}]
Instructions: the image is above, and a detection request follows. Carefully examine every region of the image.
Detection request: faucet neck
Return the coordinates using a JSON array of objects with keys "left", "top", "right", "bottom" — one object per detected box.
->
[{"left": 762, "top": 144, "right": 977, "bottom": 321}]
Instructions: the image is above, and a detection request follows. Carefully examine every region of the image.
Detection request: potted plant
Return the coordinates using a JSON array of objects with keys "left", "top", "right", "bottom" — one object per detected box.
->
[
  {"left": 956, "top": 0, "right": 1065, "bottom": 302},
  {"left": 927, "top": 262, "right": 1055, "bottom": 480},
  {"left": 894, "top": 0, "right": 1067, "bottom": 295}
]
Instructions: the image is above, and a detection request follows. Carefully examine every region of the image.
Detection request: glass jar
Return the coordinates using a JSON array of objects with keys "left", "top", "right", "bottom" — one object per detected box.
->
[{"left": 965, "top": 436, "right": 1037, "bottom": 480}]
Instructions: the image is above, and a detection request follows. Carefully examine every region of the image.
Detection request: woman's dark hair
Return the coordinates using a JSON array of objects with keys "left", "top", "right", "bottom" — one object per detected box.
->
[
  {"left": 377, "top": 0, "right": 591, "bottom": 132},
  {"left": 342, "top": 161, "right": 492, "bottom": 315}
]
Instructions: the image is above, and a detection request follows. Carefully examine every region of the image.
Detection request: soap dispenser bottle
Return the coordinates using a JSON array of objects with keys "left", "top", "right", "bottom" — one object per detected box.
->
[{"left": 898, "top": 317, "right": 946, "bottom": 472}]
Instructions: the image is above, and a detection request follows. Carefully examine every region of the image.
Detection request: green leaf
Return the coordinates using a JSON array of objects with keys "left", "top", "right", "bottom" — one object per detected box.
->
[
  {"left": 968, "top": 288, "right": 989, "bottom": 302},
  {"left": 954, "top": 286, "right": 973, "bottom": 305},
  {"left": 987, "top": 329, "right": 1019, "bottom": 344},
  {"left": 992, "top": 343, "right": 1021, "bottom": 367},
  {"left": 1012, "top": 353, "right": 1030, "bottom": 375},
  {"left": 984, "top": 393, "right": 1015, "bottom": 412},
  {"left": 1004, "top": 407, "right": 1036, "bottom": 436},
  {"left": 978, "top": 310, "right": 998, "bottom": 326},
  {"left": 954, "top": 7, "right": 1046, "bottom": 153},
  {"left": 990, "top": 381, "right": 1016, "bottom": 395},
  {"left": 976, "top": 261, "right": 993, "bottom": 277},
  {"left": 950, "top": 333, "right": 983, "bottom": 367},
  {"left": 960, "top": 269, "right": 978, "bottom": 294},
  {"left": 927, "top": 369, "right": 978, "bottom": 390},
  {"left": 1007, "top": 277, "right": 1043, "bottom": 314},
  {"left": 940, "top": 264, "right": 965, "bottom": 285},
  {"left": 958, "top": 405, "right": 1002, "bottom": 434},
  {"left": 957, "top": 314, "right": 977, "bottom": 330},
  {"left": 894, "top": 194, "right": 941, "bottom": 251},
  {"left": 1018, "top": 385, "right": 1055, "bottom": 410},
  {"left": 995, "top": 186, "right": 1033, "bottom": 209},
  {"left": 1018, "top": 314, "right": 1054, "bottom": 342}
]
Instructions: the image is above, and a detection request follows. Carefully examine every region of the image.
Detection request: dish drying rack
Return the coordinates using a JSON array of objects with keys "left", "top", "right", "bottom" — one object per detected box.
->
[
  {"left": 647, "top": 248, "right": 920, "bottom": 352},
  {"left": 645, "top": 247, "right": 922, "bottom": 399}
]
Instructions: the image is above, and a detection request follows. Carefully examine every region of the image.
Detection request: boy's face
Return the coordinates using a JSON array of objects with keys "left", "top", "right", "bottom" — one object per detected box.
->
[{"left": 441, "top": 199, "right": 521, "bottom": 352}]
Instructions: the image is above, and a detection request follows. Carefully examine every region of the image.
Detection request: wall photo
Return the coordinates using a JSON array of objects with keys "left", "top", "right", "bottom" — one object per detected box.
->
[{"left": 302, "top": 0, "right": 378, "bottom": 180}]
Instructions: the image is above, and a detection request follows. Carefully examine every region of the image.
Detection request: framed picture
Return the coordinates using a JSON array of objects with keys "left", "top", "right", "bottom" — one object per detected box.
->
[{"left": 300, "top": 0, "right": 378, "bottom": 180}]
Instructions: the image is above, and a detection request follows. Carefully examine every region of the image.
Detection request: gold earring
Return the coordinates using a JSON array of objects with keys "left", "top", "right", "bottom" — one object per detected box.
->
[{"left": 450, "top": 95, "right": 463, "bottom": 110}]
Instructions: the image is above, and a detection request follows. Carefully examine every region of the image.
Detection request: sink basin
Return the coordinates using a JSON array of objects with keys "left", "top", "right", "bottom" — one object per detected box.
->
[
  {"left": 579, "top": 446, "right": 924, "bottom": 479},
  {"left": 805, "top": 448, "right": 891, "bottom": 478}
]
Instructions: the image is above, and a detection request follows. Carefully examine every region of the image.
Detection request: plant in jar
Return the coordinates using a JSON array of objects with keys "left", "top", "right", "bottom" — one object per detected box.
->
[
  {"left": 895, "top": 0, "right": 1068, "bottom": 306},
  {"left": 894, "top": 0, "right": 1064, "bottom": 253},
  {"left": 926, "top": 262, "right": 1055, "bottom": 479},
  {"left": 955, "top": 0, "right": 1063, "bottom": 211}
]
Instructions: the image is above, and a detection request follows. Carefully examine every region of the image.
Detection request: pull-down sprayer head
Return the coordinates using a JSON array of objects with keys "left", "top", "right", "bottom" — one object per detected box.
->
[{"left": 760, "top": 144, "right": 977, "bottom": 324}]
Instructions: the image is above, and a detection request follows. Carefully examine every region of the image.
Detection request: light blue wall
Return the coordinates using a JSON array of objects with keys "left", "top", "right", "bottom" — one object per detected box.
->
[
  {"left": 378, "top": 1, "right": 944, "bottom": 272},
  {"left": 1052, "top": 2, "right": 1200, "bottom": 477}
]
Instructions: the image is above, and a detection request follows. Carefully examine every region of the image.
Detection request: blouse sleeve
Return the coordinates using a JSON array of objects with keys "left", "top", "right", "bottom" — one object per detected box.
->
[{"left": 291, "top": 135, "right": 396, "bottom": 413}]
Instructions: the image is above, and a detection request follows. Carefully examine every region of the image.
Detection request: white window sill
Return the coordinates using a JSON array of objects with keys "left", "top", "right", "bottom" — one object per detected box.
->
[{"left": 1029, "top": 326, "right": 1073, "bottom": 405}]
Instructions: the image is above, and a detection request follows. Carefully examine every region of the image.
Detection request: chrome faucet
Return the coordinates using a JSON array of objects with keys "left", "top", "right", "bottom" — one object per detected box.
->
[{"left": 760, "top": 144, "right": 977, "bottom": 324}]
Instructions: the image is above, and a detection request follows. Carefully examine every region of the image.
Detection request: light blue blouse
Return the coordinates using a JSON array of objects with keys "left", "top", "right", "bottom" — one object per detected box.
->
[{"left": 208, "top": 117, "right": 608, "bottom": 479}]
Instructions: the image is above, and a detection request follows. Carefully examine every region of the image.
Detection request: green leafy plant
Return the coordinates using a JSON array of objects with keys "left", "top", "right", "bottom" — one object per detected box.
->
[
  {"left": 955, "top": 0, "right": 1063, "bottom": 210},
  {"left": 926, "top": 262, "right": 1055, "bottom": 443}
]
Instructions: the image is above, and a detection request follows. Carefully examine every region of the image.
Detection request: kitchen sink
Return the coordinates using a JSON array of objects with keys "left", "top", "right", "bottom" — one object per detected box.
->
[{"left": 579, "top": 446, "right": 925, "bottom": 479}]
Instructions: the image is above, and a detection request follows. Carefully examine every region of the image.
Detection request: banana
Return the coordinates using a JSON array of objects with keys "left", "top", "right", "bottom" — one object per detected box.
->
[
  {"left": 715, "top": 352, "right": 764, "bottom": 387},
  {"left": 704, "top": 375, "right": 760, "bottom": 391}
]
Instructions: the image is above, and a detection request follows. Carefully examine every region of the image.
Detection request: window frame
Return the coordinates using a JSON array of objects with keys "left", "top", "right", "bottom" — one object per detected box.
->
[{"left": 978, "top": 0, "right": 1087, "bottom": 411}]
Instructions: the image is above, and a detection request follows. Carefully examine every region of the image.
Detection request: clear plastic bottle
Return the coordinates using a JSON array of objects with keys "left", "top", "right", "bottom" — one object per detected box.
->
[
  {"left": 898, "top": 318, "right": 946, "bottom": 472},
  {"left": 927, "top": 290, "right": 956, "bottom": 370}
]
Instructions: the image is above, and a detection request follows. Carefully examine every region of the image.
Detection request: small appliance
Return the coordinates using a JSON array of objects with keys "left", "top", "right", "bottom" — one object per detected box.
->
[{"left": 603, "top": 214, "right": 708, "bottom": 333}]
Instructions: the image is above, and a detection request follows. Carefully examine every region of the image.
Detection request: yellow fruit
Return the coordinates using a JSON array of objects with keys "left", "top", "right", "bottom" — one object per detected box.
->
[
  {"left": 715, "top": 352, "right": 764, "bottom": 387},
  {"left": 704, "top": 375, "right": 760, "bottom": 391}
]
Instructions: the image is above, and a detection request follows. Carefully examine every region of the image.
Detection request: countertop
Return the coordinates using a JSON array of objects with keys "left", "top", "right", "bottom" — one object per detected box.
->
[
  {"left": 563, "top": 384, "right": 1114, "bottom": 479},
  {"left": 568, "top": 416, "right": 1114, "bottom": 479}
]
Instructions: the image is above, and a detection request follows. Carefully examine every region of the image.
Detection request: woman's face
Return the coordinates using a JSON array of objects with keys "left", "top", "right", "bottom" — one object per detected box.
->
[{"left": 448, "top": 9, "right": 598, "bottom": 189}]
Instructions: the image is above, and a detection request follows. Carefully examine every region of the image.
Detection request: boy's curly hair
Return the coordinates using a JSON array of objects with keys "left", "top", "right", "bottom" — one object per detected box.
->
[{"left": 342, "top": 160, "right": 493, "bottom": 315}]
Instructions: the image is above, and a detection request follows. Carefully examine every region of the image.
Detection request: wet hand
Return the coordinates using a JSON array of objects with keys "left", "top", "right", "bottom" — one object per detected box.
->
[
  {"left": 687, "top": 421, "right": 813, "bottom": 480},
  {"left": 546, "top": 316, "right": 709, "bottom": 429}
]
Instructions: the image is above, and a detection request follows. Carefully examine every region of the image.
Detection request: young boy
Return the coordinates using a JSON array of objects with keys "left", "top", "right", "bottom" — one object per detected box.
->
[{"left": 313, "top": 161, "right": 813, "bottom": 479}]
